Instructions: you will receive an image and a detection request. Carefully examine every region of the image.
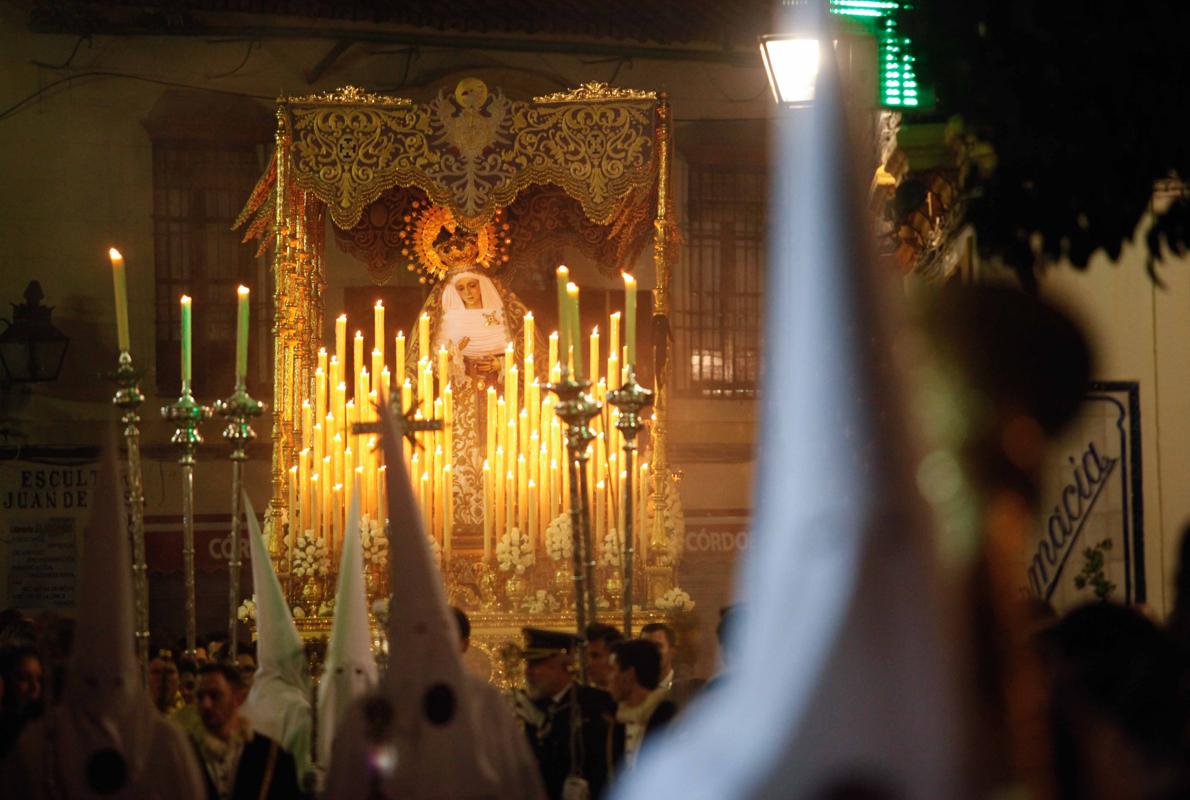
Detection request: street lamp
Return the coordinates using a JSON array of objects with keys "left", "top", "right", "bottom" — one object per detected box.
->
[
  {"left": 0, "top": 281, "right": 69, "bottom": 383},
  {"left": 761, "top": 0, "right": 840, "bottom": 107},
  {"left": 759, "top": 34, "right": 823, "bottom": 107}
]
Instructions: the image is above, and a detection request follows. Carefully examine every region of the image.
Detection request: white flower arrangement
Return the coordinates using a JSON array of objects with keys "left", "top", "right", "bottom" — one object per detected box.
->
[
  {"left": 522, "top": 589, "right": 560, "bottom": 615},
  {"left": 236, "top": 598, "right": 256, "bottom": 622},
  {"left": 656, "top": 587, "right": 695, "bottom": 612},
  {"left": 496, "top": 528, "right": 535, "bottom": 574},
  {"left": 360, "top": 514, "right": 388, "bottom": 567},
  {"left": 599, "top": 528, "right": 623, "bottom": 568},
  {"left": 544, "top": 514, "right": 572, "bottom": 562},
  {"left": 318, "top": 598, "right": 336, "bottom": 617},
  {"left": 291, "top": 530, "right": 330, "bottom": 580}
]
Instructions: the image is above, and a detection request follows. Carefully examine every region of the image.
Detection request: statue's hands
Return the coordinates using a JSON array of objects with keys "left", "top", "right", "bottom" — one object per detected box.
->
[{"left": 473, "top": 355, "right": 500, "bottom": 375}]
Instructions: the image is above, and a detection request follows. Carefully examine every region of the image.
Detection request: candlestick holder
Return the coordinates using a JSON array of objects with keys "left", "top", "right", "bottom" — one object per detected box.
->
[
  {"left": 108, "top": 350, "right": 150, "bottom": 683},
  {"left": 607, "top": 365, "right": 653, "bottom": 638},
  {"left": 547, "top": 372, "right": 601, "bottom": 681},
  {"left": 162, "top": 391, "right": 211, "bottom": 660},
  {"left": 214, "top": 384, "right": 265, "bottom": 660}
]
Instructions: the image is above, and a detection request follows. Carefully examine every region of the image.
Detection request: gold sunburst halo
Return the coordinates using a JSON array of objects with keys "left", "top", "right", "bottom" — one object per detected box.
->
[{"left": 403, "top": 203, "right": 510, "bottom": 283}]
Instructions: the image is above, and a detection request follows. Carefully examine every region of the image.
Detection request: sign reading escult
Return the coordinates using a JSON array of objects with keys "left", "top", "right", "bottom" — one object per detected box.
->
[{"left": 1024, "top": 382, "right": 1144, "bottom": 611}]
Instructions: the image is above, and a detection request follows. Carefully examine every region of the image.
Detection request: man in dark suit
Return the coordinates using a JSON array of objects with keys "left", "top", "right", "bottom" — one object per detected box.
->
[
  {"left": 516, "top": 628, "right": 623, "bottom": 799},
  {"left": 190, "top": 662, "right": 302, "bottom": 800}
]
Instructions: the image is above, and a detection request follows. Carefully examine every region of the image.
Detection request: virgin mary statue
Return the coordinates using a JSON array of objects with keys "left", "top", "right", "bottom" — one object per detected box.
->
[{"left": 406, "top": 224, "right": 541, "bottom": 526}]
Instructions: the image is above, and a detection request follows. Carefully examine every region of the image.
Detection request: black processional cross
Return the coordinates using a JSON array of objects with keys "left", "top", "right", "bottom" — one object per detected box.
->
[{"left": 351, "top": 393, "right": 443, "bottom": 447}]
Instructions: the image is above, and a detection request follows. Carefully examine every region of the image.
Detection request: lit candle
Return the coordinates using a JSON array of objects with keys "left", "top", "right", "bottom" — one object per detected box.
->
[
  {"left": 179, "top": 295, "right": 192, "bottom": 392},
  {"left": 589, "top": 326, "right": 600, "bottom": 386},
  {"left": 549, "top": 459, "right": 558, "bottom": 523},
  {"left": 418, "top": 313, "right": 430, "bottom": 364},
  {"left": 623, "top": 272, "right": 637, "bottom": 366},
  {"left": 353, "top": 331, "right": 365, "bottom": 387},
  {"left": 310, "top": 472, "right": 320, "bottom": 539},
  {"left": 336, "top": 314, "right": 347, "bottom": 378},
  {"left": 108, "top": 248, "right": 131, "bottom": 352},
  {"left": 508, "top": 364, "right": 519, "bottom": 419},
  {"left": 301, "top": 400, "right": 312, "bottom": 451},
  {"left": 438, "top": 346, "right": 449, "bottom": 388},
  {"left": 504, "top": 343, "right": 515, "bottom": 393},
  {"left": 517, "top": 454, "right": 528, "bottom": 532},
  {"left": 548, "top": 331, "right": 558, "bottom": 376},
  {"left": 373, "top": 300, "right": 385, "bottom": 365},
  {"left": 395, "top": 331, "right": 406, "bottom": 380},
  {"left": 482, "top": 460, "right": 492, "bottom": 561},
  {"left": 371, "top": 348, "right": 383, "bottom": 393},
  {"left": 566, "top": 282, "right": 582, "bottom": 378},
  {"left": 288, "top": 465, "right": 298, "bottom": 547},
  {"left": 486, "top": 386, "right": 497, "bottom": 465},
  {"left": 556, "top": 266, "right": 570, "bottom": 373},
  {"left": 494, "top": 446, "right": 506, "bottom": 535},
  {"left": 298, "top": 449, "right": 310, "bottom": 530},
  {"left": 527, "top": 478, "right": 538, "bottom": 553},
  {"left": 357, "top": 367, "right": 369, "bottom": 415},
  {"left": 524, "top": 311, "right": 535, "bottom": 362},
  {"left": 235, "top": 285, "right": 250, "bottom": 384},
  {"left": 505, "top": 470, "right": 515, "bottom": 536}
]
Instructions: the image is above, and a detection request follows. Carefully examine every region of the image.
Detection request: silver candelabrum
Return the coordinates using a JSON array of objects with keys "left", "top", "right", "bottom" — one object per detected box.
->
[
  {"left": 214, "top": 383, "right": 264, "bottom": 660},
  {"left": 606, "top": 365, "right": 654, "bottom": 638},
  {"left": 162, "top": 390, "right": 211, "bottom": 660},
  {"left": 547, "top": 371, "right": 601, "bottom": 682},
  {"left": 110, "top": 350, "right": 150, "bottom": 683}
]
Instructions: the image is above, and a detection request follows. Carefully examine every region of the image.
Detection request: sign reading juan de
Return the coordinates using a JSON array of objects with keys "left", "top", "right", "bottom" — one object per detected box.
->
[{"left": 1025, "top": 382, "right": 1144, "bottom": 611}]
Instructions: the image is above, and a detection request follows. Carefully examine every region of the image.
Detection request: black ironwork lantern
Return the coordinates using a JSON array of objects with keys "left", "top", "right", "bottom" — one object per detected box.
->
[{"left": 0, "top": 281, "right": 69, "bottom": 383}]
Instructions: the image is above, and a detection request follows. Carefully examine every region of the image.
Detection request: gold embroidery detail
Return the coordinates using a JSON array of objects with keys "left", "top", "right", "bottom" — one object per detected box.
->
[
  {"left": 282, "top": 85, "right": 413, "bottom": 106},
  {"left": 281, "top": 78, "right": 657, "bottom": 229},
  {"left": 534, "top": 82, "right": 657, "bottom": 104}
]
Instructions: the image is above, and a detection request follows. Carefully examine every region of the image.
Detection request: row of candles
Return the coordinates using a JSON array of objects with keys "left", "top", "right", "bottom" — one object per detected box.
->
[
  {"left": 286, "top": 266, "right": 650, "bottom": 569},
  {"left": 109, "top": 244, "right": 650, "bottom": 570}
]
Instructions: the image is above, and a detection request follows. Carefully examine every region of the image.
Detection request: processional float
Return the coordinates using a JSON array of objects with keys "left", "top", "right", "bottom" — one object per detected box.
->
[{"left": 234, "top": 79, "right": 691, "bottom": 677}]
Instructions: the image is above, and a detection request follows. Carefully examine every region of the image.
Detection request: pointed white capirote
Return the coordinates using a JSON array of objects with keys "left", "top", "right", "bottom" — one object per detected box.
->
[
  {"left": 317, "top": 477, "right": 378, "bottom": 766},
  {"left": 613, "top": 8, "right": 967, "bottom": 799},
  {"left": 240, "top": 491, "right": 314, "bottom": 782}
]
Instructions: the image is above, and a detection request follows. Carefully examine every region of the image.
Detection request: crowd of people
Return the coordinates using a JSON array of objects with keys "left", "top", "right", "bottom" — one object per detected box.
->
[{"left": 5, "top": 579, "right": 1188, "bottom": 798}]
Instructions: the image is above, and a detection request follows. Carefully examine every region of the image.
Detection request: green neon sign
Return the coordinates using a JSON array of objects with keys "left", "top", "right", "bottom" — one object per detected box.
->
[{"left": 830, "top": 1, "right": 932, "bottom": 109}]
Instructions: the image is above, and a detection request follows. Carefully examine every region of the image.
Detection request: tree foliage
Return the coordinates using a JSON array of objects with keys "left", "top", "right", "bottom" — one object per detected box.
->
[{"left": 904, "top": 1, "right": 1190, "bottom": 287}]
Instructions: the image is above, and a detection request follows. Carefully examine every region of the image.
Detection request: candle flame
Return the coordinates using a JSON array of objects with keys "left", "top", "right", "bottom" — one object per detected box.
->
[
  {"left": 566, "top": 282, "right": 579, "bottom": 295},
  {"left": 375, "top": 300, "right": 384, "bottom": 308},
  {"left": 338, "top": 313, "right": 347, "bottom": 322},
  {"left": 108, "top": 247, "right": 123, "bottom": 261},
  {"left": 355, "top": 330, "right": 363, "bottom": 339},
  {"left": 622, "top": 272, "right": 636, "bottom": 286},
  {"left": 237, "top": 285, "right": 250, "bottom": 297},
  {"left": 557, "top": 265, "right": 569, "bottom": 277},
  {"left": 180, "top": 295, "right": 191, "bottom": 305}
]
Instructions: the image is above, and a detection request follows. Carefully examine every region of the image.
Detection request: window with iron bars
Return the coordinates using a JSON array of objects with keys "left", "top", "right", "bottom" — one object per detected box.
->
[
  {"left": 152, "top": 141, "right": 271, "bottom": 397},
  {"left": 674, "top": 164, "right": 765, "bottom": 397}
]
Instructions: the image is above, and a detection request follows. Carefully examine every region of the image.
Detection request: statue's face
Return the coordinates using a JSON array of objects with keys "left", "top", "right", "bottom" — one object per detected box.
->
[{"left": 455, "top": 276, "right": 483, "bottom": 309}]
